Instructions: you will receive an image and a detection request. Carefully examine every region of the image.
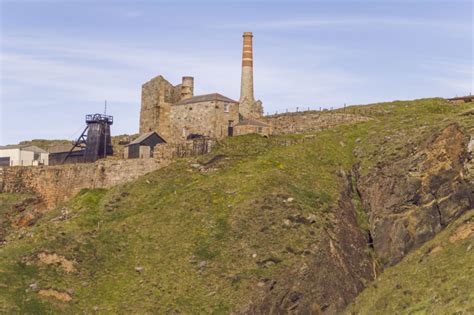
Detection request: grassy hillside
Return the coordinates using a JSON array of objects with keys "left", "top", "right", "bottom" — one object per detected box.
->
[
  {"left": 0, "top": 98, "right": 473, "bottom": 313},
  {"left": 346, "top": 209, "right": 474, "bottom": 314},
  {"left": 18, "top": 139, "right": 72, "bottom": 149}
]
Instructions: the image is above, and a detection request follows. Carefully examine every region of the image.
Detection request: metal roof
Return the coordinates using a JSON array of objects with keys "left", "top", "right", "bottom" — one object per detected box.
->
[
  {"left": 0, "top": 145, "right": 47, "bottom": 153},
  {"left": 48, "top": 144, "right": 83, "bottom": 154},
  {"left": 175, "top": 93, "right": 238, "bottom": 106}
]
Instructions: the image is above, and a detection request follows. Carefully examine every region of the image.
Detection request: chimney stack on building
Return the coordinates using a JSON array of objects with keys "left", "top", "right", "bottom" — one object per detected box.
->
[
  {"left": 239, "top": 32, "right": 255, "bottom": 118},
  {"left": 181, "top": 76, "right": 194, "bottom": 100}
]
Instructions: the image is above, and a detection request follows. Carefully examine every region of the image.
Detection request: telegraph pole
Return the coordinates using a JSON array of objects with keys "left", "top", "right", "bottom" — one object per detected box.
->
[{"left": 104, "top": 100, "right": 107, "bottom": 158}]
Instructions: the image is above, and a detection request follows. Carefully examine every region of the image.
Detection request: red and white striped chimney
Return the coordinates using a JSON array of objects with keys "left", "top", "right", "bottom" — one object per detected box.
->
[{"left": 239, "top": 32, "right": 255, "bottom": 118}]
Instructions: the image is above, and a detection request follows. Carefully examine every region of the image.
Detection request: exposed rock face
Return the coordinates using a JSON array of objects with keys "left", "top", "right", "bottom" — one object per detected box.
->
[
  {"left": 358, "top": 123, "right": 474, "bottom": 265},
  {"left": 244, "top": 172, "right": 374, "bottom": 314}
]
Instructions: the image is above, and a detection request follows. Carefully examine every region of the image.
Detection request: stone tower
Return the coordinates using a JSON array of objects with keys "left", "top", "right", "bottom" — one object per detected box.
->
[
  {"left": 181, "top": 76, "right": 194, "bottom": 100},
  {"left": 239, "top": 32, "right": 263, "bottom": 119}
]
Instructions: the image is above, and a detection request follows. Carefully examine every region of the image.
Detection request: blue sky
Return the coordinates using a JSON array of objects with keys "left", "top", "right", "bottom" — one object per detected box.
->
[{"left": 0, "top": 0, "right": 472, "bottom": 145}]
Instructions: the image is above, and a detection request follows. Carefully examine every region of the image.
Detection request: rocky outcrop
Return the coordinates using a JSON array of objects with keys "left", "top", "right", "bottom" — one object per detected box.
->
[
  {"left": 358, "top": 123, "right": 474, "bottom": 265},
  {"left": 244, "top": 172, "right": 375, "bottom": 314},
  {"left": 238, "top": 124, "right": 473, "bottom": 313}
]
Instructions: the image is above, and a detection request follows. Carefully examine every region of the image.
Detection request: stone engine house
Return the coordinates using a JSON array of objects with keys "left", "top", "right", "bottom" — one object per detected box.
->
[{"left": 139, "top": 32, "right": 270, "bottom": 143}]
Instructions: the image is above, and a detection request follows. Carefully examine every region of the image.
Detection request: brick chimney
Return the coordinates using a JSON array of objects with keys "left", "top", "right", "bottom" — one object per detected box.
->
[
  {"left": 181, "top": 76, "right": 194, "bottom": 100},
  {"left": 239, "top": 32, "right": 255, "bottom": 118}
]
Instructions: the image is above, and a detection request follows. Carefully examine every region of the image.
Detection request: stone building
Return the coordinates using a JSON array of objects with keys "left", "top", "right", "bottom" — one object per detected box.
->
[
  {"left": 171, "top": 93, "right": 240, "bottom": 140},
  {"left": 138, "top": 32, "right": 270, "bottom": 144},
  {"left": 234, "top": 119, "right": 271, "bottom": 137}
]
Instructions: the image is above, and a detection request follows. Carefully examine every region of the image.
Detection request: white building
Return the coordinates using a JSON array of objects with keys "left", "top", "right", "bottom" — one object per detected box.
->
[{"left": 0, "top": 145, "right": 49, "bottom": 166}]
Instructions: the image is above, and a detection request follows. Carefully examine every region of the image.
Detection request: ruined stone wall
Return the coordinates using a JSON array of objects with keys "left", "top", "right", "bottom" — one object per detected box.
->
[
  {"left": 169, "top": 101, "right": 239, "bottom": 142},
  {"left": 262, "top": 112, "right": 371, "bottom": 135},
  {"left": 139, "top": 76, "right": 181, "bottom": 140},
  {"left": 0, "top": 159, "right": 168, "bottom": 209},
  {"left": 234, "top": 124, "right": 271, "bottom": 137},
  {"left": 154, "top": 139, "right": 216, "bottom": 160}
]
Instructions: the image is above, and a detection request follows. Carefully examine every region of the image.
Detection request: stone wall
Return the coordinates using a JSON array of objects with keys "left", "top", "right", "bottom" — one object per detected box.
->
[
  {"left": 234, "top": 123, "right": 271, "bottom": 137},
  {"left": 139, "top": 75, "right": 182, "bottom": 139},
  {"left": 262, "top": 112, "right": 371, "bottom": 135},
  {"left": 0, "top": 138, "right": 217, "bottom": 210},
  {"left": 0, "top": 159, "right": 168, "bottom": 209},
  {"left": 154, "top": 139, "right": 216, "bottom": 160},
  {"left": 169, "top": 100, "right": 239, "bottom": 142}
]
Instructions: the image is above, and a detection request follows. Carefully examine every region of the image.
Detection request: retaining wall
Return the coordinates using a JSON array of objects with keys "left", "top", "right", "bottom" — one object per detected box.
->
[
  {"left": 262, "top": 112, "right": 371, "bottom": 135},
  {"left": 0, "top": 159, "right": 168, "bottom": 209}
]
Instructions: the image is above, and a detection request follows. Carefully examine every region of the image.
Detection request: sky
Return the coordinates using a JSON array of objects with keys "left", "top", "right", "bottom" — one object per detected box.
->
[{"left": 0, "top": 0, "right": 472, "bottom": 145}]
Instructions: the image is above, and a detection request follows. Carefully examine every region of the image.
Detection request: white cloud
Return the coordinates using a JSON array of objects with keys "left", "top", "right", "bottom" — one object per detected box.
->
[
  {"left": 1, "top": 33, "right": 359, "bottom": 106},
  {"left": 1, "top": 35, "right": 236, "bottom": 103},
  {"left": 220, "top": 17, "right": 469, "bottom": 32}
]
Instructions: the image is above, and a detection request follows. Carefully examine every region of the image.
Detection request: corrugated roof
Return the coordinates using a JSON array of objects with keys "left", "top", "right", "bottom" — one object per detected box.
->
[
  {"left": 235, "top": 119, "right": 270, "bottom": 127},
  {"left": 175, "top": 93, "right": 238, "bottom": 106},
  {"left": 0, "top": 144, "right": 24, "bottom": 150},
  {"left": 48, "top": 144, "right": 82, "bottom": 154},
  {"left": 0, "top": 145, "right": 47, "bottom": 153}
]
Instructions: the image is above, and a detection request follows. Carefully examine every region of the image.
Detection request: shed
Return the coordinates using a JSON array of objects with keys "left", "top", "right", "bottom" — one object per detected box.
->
[
  {"left": 0, "top": 145, "right": 49, "bottom": 166},
  {"left": 125, "top": 131, "right": 166, "bottom": 159},
  {"left": 48, "top": 144, "right": 85, "bottom": 165},
  {"left": 234, "top": 119, "right": 272, "bottom": 137}
]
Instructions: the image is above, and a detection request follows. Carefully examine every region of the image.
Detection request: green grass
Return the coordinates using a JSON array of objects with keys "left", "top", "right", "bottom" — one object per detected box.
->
[
  {"left": 0, "top": 193, "right": 38, "bottom": 239},
  {"left": 0, "top": 98, "right": 473, "bottom": 313},
  {"left": 346, "top": 209, "right": 474, "bottom": 314}
]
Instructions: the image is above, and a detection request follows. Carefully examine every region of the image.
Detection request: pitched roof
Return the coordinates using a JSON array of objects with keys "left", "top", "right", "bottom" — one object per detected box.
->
[
  {"left": 128, "top": 131, "right": 165, "bottom": 145},
  {"left": 0, "top": 144, "right": 47, "bottom": 153},
  {"left": 0, "top": 144, "right": 24, "bottom": 150},
  {"left": 48, "top": 144, "right": 83, "bottom": 154},
  {"left": 175, "top": 93, "right": 238, "bottom": 106},
  {"left": 235, "top": 119, "right": 270, "bottom": 127}
]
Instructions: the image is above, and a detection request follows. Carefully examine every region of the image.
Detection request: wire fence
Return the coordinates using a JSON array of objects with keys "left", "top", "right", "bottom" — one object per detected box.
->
[
  {"left": 265, "top": 104, "right": 394, "bottom": 117},
  {"left": 265, "top": 104, "right": 348, "bottom": 116}
]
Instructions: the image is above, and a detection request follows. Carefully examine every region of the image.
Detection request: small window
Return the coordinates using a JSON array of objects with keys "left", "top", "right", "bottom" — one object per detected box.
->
[
  {"left": 224, "top": 103, "right": 229, "bottom": 113},
  {"left": 257, "top": 127, "right": 263, "bottom": 133}
]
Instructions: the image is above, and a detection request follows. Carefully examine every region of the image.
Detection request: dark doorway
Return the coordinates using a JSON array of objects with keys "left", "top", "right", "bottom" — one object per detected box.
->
[
  {"left": 228, "top": 120, "right": 234, "bottom": 137},
  {"left": 0, "top": 157, "right": 10, "bottom": 166}
]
